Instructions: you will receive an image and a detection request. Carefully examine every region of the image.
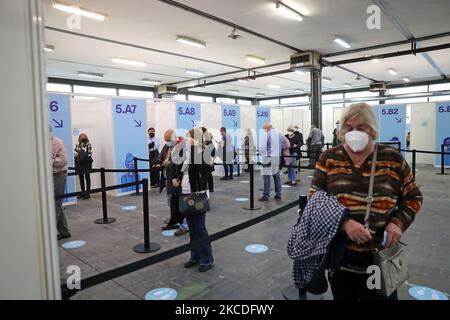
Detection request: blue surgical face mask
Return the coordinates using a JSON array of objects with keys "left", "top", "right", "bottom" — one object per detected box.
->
[
  {"left": 336, "top": 124, "right": 340, "bottom": 129},
  {"left": 166, "top": 141, "right": 174, "bottom": 147}
]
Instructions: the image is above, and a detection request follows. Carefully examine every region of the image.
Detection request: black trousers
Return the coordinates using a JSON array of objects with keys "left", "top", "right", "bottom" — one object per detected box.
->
[
  {"left": 78, "top": 173, "right": 91, "bottom": 198},
  {"left": 223, "top": 164, "right": 233, "bottom": 177},
  {"left": 329, "top": 270, "right": 398, "bottom": 301}
]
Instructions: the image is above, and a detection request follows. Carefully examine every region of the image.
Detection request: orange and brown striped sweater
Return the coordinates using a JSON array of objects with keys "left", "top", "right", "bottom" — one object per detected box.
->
[{"left": 309, "top": 144, "right": 423, "bottom": 273}]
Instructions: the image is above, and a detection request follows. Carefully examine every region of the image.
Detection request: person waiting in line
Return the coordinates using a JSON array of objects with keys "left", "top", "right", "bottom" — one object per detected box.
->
[
  {"left": 219, "top": 127, "right": 235, "bottom": 180},
  {"left": 148, "top": 127, "right": 160, "bottom": 188},
  {"left": 51, "top": 127, "right": 71, "bottom": 240},
  {"left": 306, "top": 125, "right": 325, "bottom": 168},
  {"left": 242, "top": 128, "right": 256, "bottom": 172},
  {"left": 172, "top": 128, "right": 214, "bottom": 272},
  {"left": 281, "top": 133, "right": 291, "bottom": 173},
  {"left": 74, "top": 133, "right": 93, "bottom": 200},
  {"left": 157, "top": 129, "right": 188, "bottom": 235},
  {"left": 201, "top": 127, "right": 215, "bottom": 210},
  {"left": 259, "top": 123, "right": 284, "bottom": 202},
  {"left": 406, "top": 131, "right": 411, "bottom": 149},
  {"left": 309, "top": 103, "right": 423, "bottom": 300},
  {"left": 285, "top": 126, "right": 301, "bottom": 186},
  {"left": 332, "top": 121, "right": 340, "bottom": 147}
]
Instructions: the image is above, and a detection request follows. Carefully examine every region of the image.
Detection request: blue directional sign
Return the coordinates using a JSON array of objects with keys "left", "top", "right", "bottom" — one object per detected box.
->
[
  {"left": 245, "top": 244, "right": 269, "bottom": 254},
  {"left": 378, "top": 104, "right": 406, "bottom": 149},
  {"left": 62, "top": 240, "right": 86, "bottom": 249},
  {"left": 409, "top": 286, "right": 448, "bottom": 300},
  {"left": 112, "top": 98, "right": 148, "bottom": 195},
  {"left": 144, "top": 288, "right": 177, "bottom": 300},
  {"left": 222, "top": 104, "right": 241, "bottom": 173},
  {"left": 48, "top": 94, "right": 75, "bottom": 204},
  {"left": 435, "top": 101, "right": 450, "bottom": 167},
  {"left": 175, "top": 102, "right": 201, "bottom": 139}
]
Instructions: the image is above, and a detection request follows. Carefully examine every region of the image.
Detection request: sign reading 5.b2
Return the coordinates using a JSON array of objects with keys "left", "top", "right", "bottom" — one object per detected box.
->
[{"left": 381, "top": 108, "right": 399, "bottom": 115}]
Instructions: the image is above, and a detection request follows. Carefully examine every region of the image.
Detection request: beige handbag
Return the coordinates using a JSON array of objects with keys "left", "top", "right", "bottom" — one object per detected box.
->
[{"left": 365, "top": 144, "right": 409, "bottom": 297}]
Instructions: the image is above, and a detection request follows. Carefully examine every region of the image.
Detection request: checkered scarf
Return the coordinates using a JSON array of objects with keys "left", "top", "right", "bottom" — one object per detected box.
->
[{"left": 287, "top": 190, "right": 347, "bottom": 289}]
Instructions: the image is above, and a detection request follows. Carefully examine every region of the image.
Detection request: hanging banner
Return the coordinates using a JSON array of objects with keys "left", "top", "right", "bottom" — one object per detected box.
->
[
  {"left": 378, "top": 104, "right": 406, "bottom": 149},
  {"left": 175, "top": 102, "right": 201, "bottom": 138},
  {"left": 222, "top": 104, "right": 241, "bottom": 171},
  {"left": 435, "top": 101, "right": 450, "bottom": 167},
  {"left": 256, "top": 107, "right": 271, "bottom": 148},
  {"left": 112, "top": 98, "right": 148, "bottom": 195},
  {"left": 48, "top": 94, "right": 75, "bottom": 204}
]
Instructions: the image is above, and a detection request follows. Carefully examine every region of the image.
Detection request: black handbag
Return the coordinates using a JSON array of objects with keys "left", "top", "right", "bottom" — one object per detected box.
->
[{"left": 179, "top": 192, "right": 208, "bottom": 217}]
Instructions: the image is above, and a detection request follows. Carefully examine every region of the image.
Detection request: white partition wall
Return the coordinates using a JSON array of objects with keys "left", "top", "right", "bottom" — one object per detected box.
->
[
  {"left": 148, "top": 100, "right": 176, "bottom": 143},
  {"left": 410, "top": 102, "right": 437, "bottom": 165},
  {"left": 322, "top": 105, "right": 335, "bottom": 144},
  {"left": 71, "top": 97, "right": 116, "bottom": 190},
  {"left": 271, "top": 108, "right": 284, "bottom": 132}
]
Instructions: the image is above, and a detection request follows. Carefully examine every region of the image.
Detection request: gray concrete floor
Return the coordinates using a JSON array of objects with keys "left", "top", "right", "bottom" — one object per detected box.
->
[{"left": 58, "top": 164, "right": 450, "bottom": 300}]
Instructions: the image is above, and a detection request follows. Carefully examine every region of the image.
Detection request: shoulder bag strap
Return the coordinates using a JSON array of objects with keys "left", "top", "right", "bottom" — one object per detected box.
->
[{"left": 364, "top": 143, "right": 379, "bottom": 229}]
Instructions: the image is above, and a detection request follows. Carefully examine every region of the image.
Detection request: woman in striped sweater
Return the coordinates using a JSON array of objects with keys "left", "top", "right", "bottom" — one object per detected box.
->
[{"left": 309, "top": 103, "right": 423, "bottom": 300}]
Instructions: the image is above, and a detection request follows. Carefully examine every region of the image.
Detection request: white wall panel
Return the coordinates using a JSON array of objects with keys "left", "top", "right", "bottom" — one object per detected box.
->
[{"left": 410, "top": 103, "right": 436, "bottom": 165}]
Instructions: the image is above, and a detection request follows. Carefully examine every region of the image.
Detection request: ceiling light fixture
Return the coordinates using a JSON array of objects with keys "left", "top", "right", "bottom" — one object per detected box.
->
[
  {"left": 267, "top": 84, "right": 281, "bottom": 89},
  {"left": 238, "top": 79, "right": 249, "bottom": 83},
  {"left": 186, "top": 69, "right": 205, "bottom": 76},
  {"left": 228, "top": 90, "right": 239, "bottom": 95},
  {"left": 228, "top": 27, "right": 242, "bottom": 40},
  {"left": 371, "top": 58, "right": 381, "bottom": 63},
  {"left": 77, "top": 71, "right": 104, "bottom": 79},
  {"left": 275, "top": 1, "right": 304, "bottom": 22},
  {"left": 295, "top": 89, "right": 305, "bottom": 93},
  {"left": 52, "top": 2, "right": 106, "bottom": 21},
  {"left": 333, "top": 36, "right": 351, "bottom": 49},
  {"left": 142, "top": 79, "right": 161, "bottom": 86},
  {"left": 256, "top": 93, "right": 266, "bottom": 97},
  {"left": 176, "top": 35, "right": 207, "bottom": 48},
  {"left": 403, "top": 77, "right": 411, "bottom": 82},
  {"left": 44, "top": 45, "right": 55, "bottom": 52},
  {"left": 343, "top": 83, "right": 352, "bottom": 88},
  {"left": 323, "top": 77, "right": 332, "bottom": 82},
  {"left": 112, "top": 58, "right": 146, "bottom": 67},
  {"left": 246, "top": 55, "right": 266, "bottom": 64},
  {"left": 388, "top": 68, "right": 398, "bottom": 75}
]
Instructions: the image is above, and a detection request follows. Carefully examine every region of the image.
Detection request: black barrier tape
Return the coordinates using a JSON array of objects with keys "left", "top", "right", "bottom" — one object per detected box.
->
[
  {"left": 63, "top": 198, "right": 300, "bottom": 293},
  {"left": 55, "top": 181, "right": 143, "bottom": 200},
  {"left": 400, "top": 149, "right": 450, "bottom": 155}
]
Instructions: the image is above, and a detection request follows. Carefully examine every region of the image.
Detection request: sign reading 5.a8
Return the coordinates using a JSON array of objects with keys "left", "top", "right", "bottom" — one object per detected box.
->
[
  {"left": 178, "top": 107, "right": 196, "bottom": 115},
  {"left": 257, "top": 111, "right": 269, "bottom": 117},
  {"left": 223, "top": 109, "right": 236, "bottom": 117},
  {"left": 438, "top": 105, "right": 450, "bottom": 113},
  {"left": 381, "top": 108, "right": 399, "bottom": 115}
]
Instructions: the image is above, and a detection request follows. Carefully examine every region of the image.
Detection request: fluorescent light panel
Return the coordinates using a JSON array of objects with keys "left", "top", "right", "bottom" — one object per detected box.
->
[
  {"left": 44, "top": 45, "right": 55, "bottom": 52},
  {"left": 334, "top": 37, "right": 351, "bottom": 49},
  {"left": 323, "top": 77, "right": 332, "bottom": 82},
  {"left": 246, "top": 55, "right": 265, "bottom": 64},
  {"left": 343, "top": 83, "right": 352, "bottom": 88},
  {"left": 186, "top": 69, "right": 205, "bottom": 76},
  {"left": 228, "top": 90, "right": 239, "bottom": 95},
  {"left": 52, "top": 2, "right": 106, "bottom": 21},
  {"left": 267, "top": 84, "right": 281, "bottom": 89},
  {"left": 142, "top": 79, "right": 161, "bottom": 85},
  {"left": 112, "top": 58, "right": 146, "bottom": 67},
  {"left": 176, "top": 35, "right": 206, "bottom": 48},
  {"left": 238, "top": 79, "right": 249, "bottom": 83},
  {"left": 77, "top": 71, "right": 103, "bottom": 79},
  {"left": 388, "top": 68, "right": 398, "bottom": 75},
  {"left": 403, "top": 77, "right": 411, "bottom": 82},
  {"left": 275, "top": 1, "right": 304, "bottom": 22}
]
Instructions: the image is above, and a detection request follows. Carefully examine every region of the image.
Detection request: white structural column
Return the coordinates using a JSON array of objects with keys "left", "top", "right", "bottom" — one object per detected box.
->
[{"left": 0, "top": 0, "right": 61, "bottom": 299}]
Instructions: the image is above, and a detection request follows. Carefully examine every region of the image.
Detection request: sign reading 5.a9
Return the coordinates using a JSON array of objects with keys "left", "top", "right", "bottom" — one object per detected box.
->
[
  {"left": 438, "top": 105, "right": 450, "bottom": 113},
  {"left": 381, "top": 108, "right": 399, "bottom": 115},
  {"left": 223, "top": 109, "right": 236, "bottom": 117},
  {"left": 257, "top": 111, "right": 269, "bottom": 117}
]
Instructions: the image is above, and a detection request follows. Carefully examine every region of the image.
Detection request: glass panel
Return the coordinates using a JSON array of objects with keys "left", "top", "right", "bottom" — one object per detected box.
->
[
  {"left": 280, "top": 96, "right": 309, "bottom": 104},
  {"left": 187, "top": 95, "right": 213, "bottom": 103},
  {"left": 259, "top": 99, "right": 279, "bottom": 106},
  {"left": 47, "top": 83, "right": 71, "bottom": 93},
  {"left": 237, "top": 99, "right": 252, "bottom": 105},
  {"left": 118, "top": 89, "right": 153, "bottom": 98},
  {"left": 73, "top": 85, "right": 116, "bottom": 96},
  {"left": 429, "top": 83, "right": 450, "bottom": 91},
  {"left": 388, "top": 86, "right": 428, "bottom": 95}
]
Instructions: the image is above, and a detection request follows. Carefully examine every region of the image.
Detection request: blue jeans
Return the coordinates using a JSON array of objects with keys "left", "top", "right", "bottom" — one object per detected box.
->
[
  {"left": 186, "top": 213, "right": 214, "bottom": 266},
  {"left": 288, "top": 152, "right": 298, "bottom": 181},
  {"left": 263, "top": 172, "right": 281, "bottom": 197}
]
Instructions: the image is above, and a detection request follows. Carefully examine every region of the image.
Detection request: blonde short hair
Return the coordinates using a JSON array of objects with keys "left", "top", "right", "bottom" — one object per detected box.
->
[{"left": 339, "top": 103, "right": 379, "bottom": 141}]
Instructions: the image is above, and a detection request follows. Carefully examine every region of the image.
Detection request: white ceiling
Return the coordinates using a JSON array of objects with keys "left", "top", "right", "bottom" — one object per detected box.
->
[{"left": 43, "top": 0, "right": 450, "bottom": 98}]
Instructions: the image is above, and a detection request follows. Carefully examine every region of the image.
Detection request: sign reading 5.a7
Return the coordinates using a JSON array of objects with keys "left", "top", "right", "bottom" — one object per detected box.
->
[{"left": 116, "top": 104, "right": 137, "bottom": 114}]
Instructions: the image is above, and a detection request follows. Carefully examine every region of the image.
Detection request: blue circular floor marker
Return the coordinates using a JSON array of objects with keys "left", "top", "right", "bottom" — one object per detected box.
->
[
  {"left": 409, "top": 287, "right": 448, "bottom": 300},
  {"left": 62, "top": 240, "right": 86, "bottom": 249},
  {"left": 282, "top": 185, "right": 291, "bottom": 188},
  {"left": 162, "top": 230, "right": 176, "bottom": 237},
  {"left": 245, "top": 244, "right": 269, "bottom": 254},
  {"left": 235, "top": 197, "right": 249, "bottom": 202},
  {"left": 144, "top": 288, "right": 177, "bottom": 300},
  {"left": 122, "top": 206, "right": 137, "bottom": 211}
]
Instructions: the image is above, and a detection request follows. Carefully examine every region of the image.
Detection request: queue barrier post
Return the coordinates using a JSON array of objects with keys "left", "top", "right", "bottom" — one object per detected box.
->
[
  {"left": 134, "top": 157, "right": 140, "bottom": 196},
  {"left": 243, "top": 163, "right": 261, "bottom": 211},
  {"left": 95, "top": 168, "right": 116, "bottom": 225},
  {"left": 283, "top": 194, "right": 323, "bottom": 300},
  {"left": 134, "top": 179, "right": 161, "bottom": 254},
  {"left": 412, "top": 149, "right": 417, "bottom": 178}
]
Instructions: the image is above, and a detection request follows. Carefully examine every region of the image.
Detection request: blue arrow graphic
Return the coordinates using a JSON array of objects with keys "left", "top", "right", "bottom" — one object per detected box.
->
[
  {"left": 134, "top": 120, "right": 142, "bottom": 127},
  {"left": 395, "top": 117, "right": 402, "bottom": 123},
  {"left": 52, "top": 119, "right": 63, "bottom": 128},
  {"left": 233, "top": 120, "right": 238, "bottom": 127}
]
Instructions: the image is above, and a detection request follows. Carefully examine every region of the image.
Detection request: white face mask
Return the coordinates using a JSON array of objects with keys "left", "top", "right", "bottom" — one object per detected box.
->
[{"left": 345, "top": 130, "right": 369, "bottom": 153}]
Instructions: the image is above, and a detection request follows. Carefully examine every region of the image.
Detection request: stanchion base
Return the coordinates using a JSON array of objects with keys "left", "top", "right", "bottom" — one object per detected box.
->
[
  {"left": 133, "top": 243, "right": 161, "bottom": 254},
  {"left": 282, "top": 284, "right": 323, "bottom": 300},
  {"left": 95, "top": 217, "right": 116, "bottom": 224},
  {"left": 243, "top": 206, "right": 261, "bottom": 210}
]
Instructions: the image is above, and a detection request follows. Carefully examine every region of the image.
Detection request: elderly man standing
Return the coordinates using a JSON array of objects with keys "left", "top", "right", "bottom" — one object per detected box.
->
[
  {"left": 259, "top": 123, "right": 284, "bottom": 202},
  {"left": 307, "top": 125, "right": 325, "bottom": 168},
  {"left": 51, "top": 130, "right": 71, "bottom": 240}
]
